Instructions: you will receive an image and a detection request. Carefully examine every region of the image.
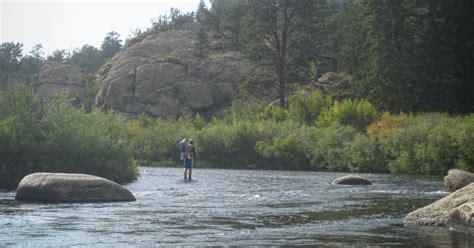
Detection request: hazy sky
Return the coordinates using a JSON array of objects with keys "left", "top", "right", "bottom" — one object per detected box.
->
[{"left": 1, "top": 0, "right": 205, "bottom": 56}]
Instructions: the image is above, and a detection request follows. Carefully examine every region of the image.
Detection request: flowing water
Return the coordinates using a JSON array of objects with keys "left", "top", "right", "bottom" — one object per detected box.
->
[{"left": 0, "top": 167, "right": 473, "bottom": 247}]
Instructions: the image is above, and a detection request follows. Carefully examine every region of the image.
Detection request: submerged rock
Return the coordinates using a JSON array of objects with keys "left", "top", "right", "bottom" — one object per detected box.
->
[
  {"left": 404, "top": 183, "right": 474, "bottom": 228},
  {"left": 444, "top": 169, "right": 474, "bottom": 192},
  {"left": 15, "top": 173, "right": 135, "bottom": 203},
  {"left": 332, "top": 175, "right": 372, "bottom": 185}
]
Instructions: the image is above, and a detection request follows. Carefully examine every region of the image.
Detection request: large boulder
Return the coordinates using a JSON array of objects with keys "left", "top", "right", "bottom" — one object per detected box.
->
[
  {"left": 15, "top": 173, "right": 135, "bottom": 203},
  {"left": 34, "top": 62, "right": 85, "bottom": 103},
  {"left": 332, "top": 175, "right": 372, "bottom": 185},
  {"left": 404, "top": 182, "right": 474, "bottom": 227},
  {"left": 444, "top": 169, "right": 474, "bottom": 192},
  {"left": 447, "top": 202, "right": 474, "bottom": 228},
  {"left": 96, "top": 30, "right": 249, "bottom": 118}
]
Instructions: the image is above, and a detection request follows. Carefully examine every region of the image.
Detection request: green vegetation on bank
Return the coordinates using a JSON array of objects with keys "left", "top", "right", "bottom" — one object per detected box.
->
[
  {"left": 0, "top": 85, "right": 137, "bottom": 189},
  {"left": 1, "top": 85, "right": 474, "bottom": 189}
]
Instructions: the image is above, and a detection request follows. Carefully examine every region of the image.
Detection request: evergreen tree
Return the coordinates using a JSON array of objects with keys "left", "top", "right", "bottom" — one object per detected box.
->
[
  {"left": 195, "top": 27, "right": 210, "bottom": 58},
  {"left": 0, "top": 42, "right": 23, "bottom": 83},
  {"left": 47, "top": 50, "right": 70, "bottom": 63},
  {"left": 70, "top": 45, "right": 104, "bottom": 74},
  {"left": 243, "top": 0, "right": 325, "bottom": 108},
  {"left": 101, "top": 31, "right": 122, "bottom": 59}
]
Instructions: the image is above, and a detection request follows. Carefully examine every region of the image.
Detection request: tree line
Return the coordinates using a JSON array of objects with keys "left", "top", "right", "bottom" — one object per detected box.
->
[
  {"left": 127, "top": 0, "right": 474, "bottom": 114},
  {"left": 195, "top": 0, "right": 473, "bottom": 114},
  {"left": 0, "top": 31, "right": 123, "bottom": 86},
  {"left": 2, "top": 0, "right": 473, "bottom": 114}
]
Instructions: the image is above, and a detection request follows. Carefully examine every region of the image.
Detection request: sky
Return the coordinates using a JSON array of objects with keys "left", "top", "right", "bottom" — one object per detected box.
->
[{"left": 1, "top": 0, "right": 205, "bottom": 56}]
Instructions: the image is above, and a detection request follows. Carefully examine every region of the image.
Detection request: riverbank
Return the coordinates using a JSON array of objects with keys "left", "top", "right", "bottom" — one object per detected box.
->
[{"left": 1, "top": 85, "right": 473, "bottom": 189}]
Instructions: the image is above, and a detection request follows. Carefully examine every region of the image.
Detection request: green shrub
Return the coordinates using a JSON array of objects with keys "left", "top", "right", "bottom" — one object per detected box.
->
[
  {"left": 306, "top": 123, "right": 357, "bottom": 172},
  {"left": 452, "top": 123, "right": 474, "bottom": 172},
  {"left": 381, "top": 113, "right": 464, "bottom": 175},
  {"left": 343, "top": 134, "right": 387, "bottom": 173},
  {"left": 195, "top": 120, "right": 264, "bottom": 168},
  {"left": 131, "top": 114, "right": 195, "bottom": 167},
  {"left": 41, "top": 98, "right": 137, "bottom": 182},
  {"left": 289, "top": 90, "right": 332, "bottom": 125},
  {"left": 317, "top": 99, "right": 378, "bottom": 132},
  {"left": 255, "top": 122, "right": 311, "bottom": 170},
  {"left": 0, "top": 85, "right": 137, "bottom": 189}
]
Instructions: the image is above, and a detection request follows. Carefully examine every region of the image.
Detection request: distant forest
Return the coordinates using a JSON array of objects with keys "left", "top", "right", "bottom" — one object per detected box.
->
[{"left": 1, "top": 0, "right": 473, "bottom": 114}]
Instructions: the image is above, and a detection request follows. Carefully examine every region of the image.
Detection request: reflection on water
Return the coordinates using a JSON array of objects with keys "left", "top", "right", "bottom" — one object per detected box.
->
[{"left": 0, "top": 167, "right": 472, "bottom": 246}]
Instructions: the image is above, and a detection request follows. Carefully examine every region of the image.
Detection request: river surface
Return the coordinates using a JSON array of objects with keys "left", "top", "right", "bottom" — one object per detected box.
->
[{"left": 0, "top": 167, "right": 473, "bottom": 247}]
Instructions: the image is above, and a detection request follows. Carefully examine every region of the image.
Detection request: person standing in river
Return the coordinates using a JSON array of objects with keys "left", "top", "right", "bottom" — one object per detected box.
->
[{"left": 184, "top": 139, "right": 197, "bottom": 180}]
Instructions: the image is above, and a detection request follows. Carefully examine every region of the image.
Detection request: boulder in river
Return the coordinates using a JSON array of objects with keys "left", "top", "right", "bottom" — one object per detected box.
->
[
  {"left": 332, "top": 175, "right": 372, "bottom": 185},
  {"left": 447, "top": 202, "right": 474, "bottom": 228},
  {"left": 404, "top": 182, "right": 474, "bottom": 228},
  {"left": 444, "top": 169, "right": 474, "bottom": 192},
  {"left": 15, "top": 173, "right": 135, "bottom": 202}
]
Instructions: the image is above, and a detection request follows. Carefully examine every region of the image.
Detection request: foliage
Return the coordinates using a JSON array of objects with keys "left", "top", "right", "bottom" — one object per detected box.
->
[
  {"left": 305, "top": 123, "right": 356, "bottom": 172},
  {"left": 0, "top": 85, "right": 137, "bottom": 189},
  {"left": 317, "top": 99, "right": 378, "bottom": 132},
  {"left": 345, "top": 0, "right": 474, "bottom": 113},
  {"left": 101, "top": 31, "right": 122, "bottom": 59},
  {"left": 195, "top": 27, "right": 209, "bottom": 58},
  {"left": 70, "top": 45, "right": 104, "bottom": 74},
  {"left": 288, "top": 90, "right": 332, "bottom": 125},
  {"left": 378, "top": 114, "right": 471, "bottom": 175}
]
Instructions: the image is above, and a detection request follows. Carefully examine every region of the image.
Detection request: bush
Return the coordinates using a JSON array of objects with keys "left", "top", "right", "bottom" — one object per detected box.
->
[
  {"left": 317, "top": 99, "right": 378, "bottom": 132},
  {"left": 255, "top": 122, "right": 311, "bottom": 170},
  {"left": 343, "top": 134, "right": 387, "bottom": 173},
  {"left": 131, "top": 114, "right": 195, "bottom": 167},
  {"left": 41, "top": 98, "right": 137, "bottom": 182},
  {"left": 0, "top": 85, "right": 137, "bottom": 189},
  {"left": 289, "top": 90, "right": 332, "bottom": 125},
  {"left": 380, "top": 113, "right": 465, "bottom": 175},
  {"left": 195, "top": 120, "right": 264, "bottom": 168},
  {"left": 306, "top": 123, "right": 357, "bottom": 172}
]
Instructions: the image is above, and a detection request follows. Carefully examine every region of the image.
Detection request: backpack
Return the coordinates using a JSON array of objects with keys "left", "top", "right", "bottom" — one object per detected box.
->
[{"left": 178, "top": 139, "right": 187, "bottom": 160}]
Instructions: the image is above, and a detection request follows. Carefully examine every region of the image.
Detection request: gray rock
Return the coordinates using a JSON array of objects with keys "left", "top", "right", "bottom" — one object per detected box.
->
[
  {"left": 96, "top": 30, "right": 248, "bottom": 118},
  {"left": 315, "top": 72, "right": 351, "bottom": 100},
  {"left": 404, "top": 183, "right": 474, "bottom": 227},
  {"left": 332, "top": 175, "right": 372, "bottom": 185},
  {"left": 35, "top": 62, "right": 85, "bottom": 103},
  {"left": 444, "top": 169, "right": 474, "bottom": 192},
  {"left": 15, "top": 173, "right": 135, "bottom": 203},
  {"left": 447, "top": 202, "right": 474, "bottom": 229}
]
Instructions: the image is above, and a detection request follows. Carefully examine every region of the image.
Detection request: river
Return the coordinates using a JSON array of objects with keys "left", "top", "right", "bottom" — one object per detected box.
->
[{"left": 0, "top": 167, "right": 472, "bottom": 246}]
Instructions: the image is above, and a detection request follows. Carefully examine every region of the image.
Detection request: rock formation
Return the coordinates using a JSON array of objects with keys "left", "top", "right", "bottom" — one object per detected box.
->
[
  {"left": 404, "top": 182, "right": 474, "bottom": 228},
  {"left": 34, "top": 62, "right": 86, "bottom": 103},
  {"left": 15, "top": 173, "right": 135, "bottom": 202},
  {"left": 332, "top": 175, "right": 372, "bottom": 185},
  {"left": 96, "top": 30, "right": 248, "bottom": 118},
  {"left": 314, "top": 72, "right": 351, "bottom": 100},
  {"left": 444, "top": 169, "right": 474, "bottom": 192}
]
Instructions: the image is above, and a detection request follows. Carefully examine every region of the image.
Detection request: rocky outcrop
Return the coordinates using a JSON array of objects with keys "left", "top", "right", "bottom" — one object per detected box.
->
[
  {"left": 15, "top": 173, "right": 135, "bottom": 202},
  {"left": 314, "top": 72, "right": 351, "bottom": 100},
  {"left": 34, "top": 62, "right": 85, "bottom": 103},
  {"left": 404, "top": 183, "right": 474, "bottom": 227},
  {"left": 444, "top": 169, "right": 474, "bottom": 192},
  {"left": 96, "top": 30, "right": 248, "bottom": 118},
  {"left": 332, "top": 175, "right": 372, "bottom": 185}
]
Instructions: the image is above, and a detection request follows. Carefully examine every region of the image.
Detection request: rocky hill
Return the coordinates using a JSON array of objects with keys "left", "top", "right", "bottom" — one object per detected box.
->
[{"left": 95, "top": 30, "right": 249, "bottom": 118}]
